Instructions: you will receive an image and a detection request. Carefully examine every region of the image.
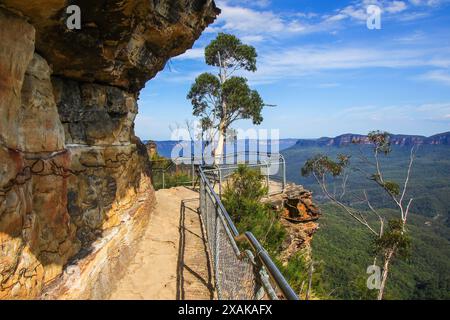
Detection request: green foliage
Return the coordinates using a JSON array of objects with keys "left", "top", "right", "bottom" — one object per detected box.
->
[
  {"left": 282, "top": 142, "right": 450, "bottom": 299},
  {"left": 205, "top": 33, "right": 257, "bottom": 72},
  {"left": 151, "top": 170, "right": 192, "bottom": 190},
  {"left": 223, "top": 165, "right": 332, "bottom": 298},
  {"left": 221, "top": 77, "right": 264, "bottom": 125},
  {"left": 186, "top": 73, "right": 265, "bottom": 131},
  {"left": 367, "top": 130, "right": 392, "bottom": 155},
  {"left": 288, "top": 138, "right": 450, "bottom": 299},
  {"left": 150, "top": 153, "right": 191, "bottom": 190},
  {"left": 374, "top": 219, "right": 412, "bottom": 260},
  {"left": 222, "top": 165, "right": 285, "bottom": 254},
  {"left": 223, "top": 164, "right": 267, "bottom": 206},
  {"left": 370, "top": 175, "right": 401, "bottom": 196},
  {"left": 150, "top": 151, "right": 171, "bottom": 169},
  {"left": 301, "top": 154, "right": 349, "bottom": 178},
  {"left": 187, "top": 73, "right": 221, "bottom": 117},
  {"left": 285, "top": 145, "right": 450, "bottom": 219},
  {"left": 311, "top": 204, "right": 450, "bottom": 299},
  {"left": 187, "top": 33, "right": 266, "bottom": 150},
  {"left": 278, "top": 252, "right": 327, "bottom": 299}
]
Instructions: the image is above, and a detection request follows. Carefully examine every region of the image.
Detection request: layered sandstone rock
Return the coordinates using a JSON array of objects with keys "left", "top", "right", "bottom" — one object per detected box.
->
[
  {"left": 0, "top": 0, "right": 219, "bottom": 299},
  {"left": 145, "top": 141, "right": 158, "bottom": 159},
  {"left": 1, "top": 0, "right": 218, "bottom": 91},
  {"left": 266, "top": 184, "right": 321, "bottom": 264}
]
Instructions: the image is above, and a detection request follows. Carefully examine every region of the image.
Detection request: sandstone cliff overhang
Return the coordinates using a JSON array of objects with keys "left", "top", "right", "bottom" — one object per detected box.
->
[
  {"left": 0, "top": 0, "right": 220, "bottom": 92},
  {"left": 0, "top": 0, "right": 219, "bottom": 299}
]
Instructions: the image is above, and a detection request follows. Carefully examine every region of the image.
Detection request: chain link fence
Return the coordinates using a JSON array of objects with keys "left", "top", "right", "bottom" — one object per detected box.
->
[{"left": 198, "top": 167, "right": 298, "bottom": 300}]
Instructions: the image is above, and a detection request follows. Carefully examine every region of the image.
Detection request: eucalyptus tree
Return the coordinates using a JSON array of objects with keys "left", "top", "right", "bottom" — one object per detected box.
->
[
  {"left": 302, "top": 131, "right": 415, "bottom": 300},
  {"left": 187, "top": 33, "right": 266, "bottom": 162}
]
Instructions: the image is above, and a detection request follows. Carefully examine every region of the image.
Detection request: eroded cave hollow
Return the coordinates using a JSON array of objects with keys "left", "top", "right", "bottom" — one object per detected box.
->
[{"left": 0, "top": 0, "right": 219, "bottom": 299}]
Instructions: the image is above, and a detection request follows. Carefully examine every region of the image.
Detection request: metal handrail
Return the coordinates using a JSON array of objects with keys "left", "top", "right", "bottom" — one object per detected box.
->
[
  {"left": 173, "top": 151, "right": 285, "bottom": 165},
  {"left": 198, "top": 167, "right": 299, "bottom": 300},
  {"left": 199, "top": 152, "right": 286, "bottom": 196},
  {"left": 150, "top": 158, "right": 196, "bottom": 189},
  {"left": 152, "top": 151, "right": 286, "bottom": 193}
]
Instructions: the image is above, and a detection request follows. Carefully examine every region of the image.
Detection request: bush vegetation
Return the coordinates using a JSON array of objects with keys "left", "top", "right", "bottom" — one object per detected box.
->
[
  {"left": 222, "top": 165, "right": 327, "bottom": 298},
  {"left": 149, "top": 152, "right": 192, "bottom": 190}
]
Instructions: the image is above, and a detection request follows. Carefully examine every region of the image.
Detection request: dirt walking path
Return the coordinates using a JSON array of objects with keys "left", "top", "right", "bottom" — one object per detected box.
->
[{"left": 109, "top": 187, "right": 214, "bottom": 300}]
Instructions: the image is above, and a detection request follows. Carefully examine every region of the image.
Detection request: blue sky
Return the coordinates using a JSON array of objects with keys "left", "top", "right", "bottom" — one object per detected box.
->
[{"left": 135, "top": 0, "right": 450, "bottom": 140}]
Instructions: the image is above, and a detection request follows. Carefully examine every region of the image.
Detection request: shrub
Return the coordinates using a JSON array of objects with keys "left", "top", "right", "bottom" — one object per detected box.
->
[{"left": 222, "top": 165, "right": 285, "bottom": 254}]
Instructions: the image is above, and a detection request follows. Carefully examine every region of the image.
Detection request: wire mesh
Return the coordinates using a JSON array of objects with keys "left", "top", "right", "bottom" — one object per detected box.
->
[
  {"left": 197, "top": 155, "right": 285, "bottom": 199},
  {"left": 199, "top": 177, "right": 264, "bottom": 300}
]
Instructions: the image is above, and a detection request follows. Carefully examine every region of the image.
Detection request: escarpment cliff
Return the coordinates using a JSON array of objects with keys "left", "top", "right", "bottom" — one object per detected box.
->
[{"left": 0, "top": 0, "right": 219, "bottom": 299}]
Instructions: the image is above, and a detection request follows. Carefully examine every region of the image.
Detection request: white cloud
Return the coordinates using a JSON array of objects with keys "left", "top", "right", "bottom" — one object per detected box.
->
[
  {"left": 209, "top": 0, "right": 445, "bottom": 43},
  {"left": 394, "top": 31, "right": 425, "bottom": 43},
  {"left": 211, "top": 2, "right": 310, "bottom": 35},
  {"left": 415, "top": 102, "right": 450, "bottom": 120},
  {"left": 225, "top": 0, "right": 271, "bottom": 8},
  {"left": 247, "top": 45, "right": 450, "bottom": 84},
  {"left": 420, "top": 70, "right": 450, "bottom": 86},
  {"left": 339, "top": 102, "right": 450, "bottom": 123},
  {"left": 283, "top": 101, "right": 450, "bottom": 138},
  {"left": 326, "top": 0, "right": 407, "bottom": 23},
  {"left": 241, "top": 35, "right": 265, "bottom": 43},
  {"left": 385, "top": 1, "right": 408, "bottom": 13},
  {"left": 340, "top": 5, "right": 368, "bottom": 20},
  {"left": 396, "top": 11, "right": 431, "bottom": 21},
  {"left": 167, "top": 42, "right": 450, "bottom": 86},
  {"left": 409, "top": 0, "right": 446, "bottom": 6},
  {"left": 175, "top": 48, "right": 205, "bottom": 60}
]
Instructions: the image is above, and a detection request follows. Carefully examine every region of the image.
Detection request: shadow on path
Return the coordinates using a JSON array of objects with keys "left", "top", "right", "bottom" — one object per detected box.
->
[{"left": 176, "top": 199, "right": 215, "bottom": 300}]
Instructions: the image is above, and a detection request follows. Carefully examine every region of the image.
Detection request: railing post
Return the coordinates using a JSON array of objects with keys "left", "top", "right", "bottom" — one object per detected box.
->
[
  {"left": 191, "top": 155, "right": 195, "bottom": 188},
  {"left": 218, "top": 169, "right": 222, "bottom": 198},
  {"left": 162, "top": 170, "right": 165, "bottom": 189},
  {"left": 214, "top": 200, "right": 221, "bottom": 299}
]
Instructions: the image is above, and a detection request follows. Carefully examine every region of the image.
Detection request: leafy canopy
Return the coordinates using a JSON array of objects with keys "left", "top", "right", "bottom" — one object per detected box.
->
[
  {"left": 187, "top": 33, "right": 265, "bottom": 143},
  {"left": 374, "top": 219, "right": 412, "bottom": 259},
  {"left": 368, "top": 130, "right": 392, "bottom": 155},
  {"left": 301, "top": 154, "right": 350, "bottom": 178},
  {"left": 205, "top": 33, "right": 257, "bottom": 72},
  {"left": 187, "top": 74, "right": 264, "bottom": 128}
]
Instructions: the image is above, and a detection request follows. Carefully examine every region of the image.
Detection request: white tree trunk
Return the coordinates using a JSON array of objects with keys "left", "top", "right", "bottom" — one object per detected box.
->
[
  {"left": 377, "top": 248, "right": 394, "bottom": 300},
  {"left": 214, "top": 124, "right": 226, "bottom": 164}
]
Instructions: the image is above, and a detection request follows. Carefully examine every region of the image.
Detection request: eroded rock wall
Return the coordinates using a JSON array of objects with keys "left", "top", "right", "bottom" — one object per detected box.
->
[
  {"left": 0, "top": 0, "right": 218, "bottom": 299},
  {"left": 266, "top": 184, "right": 321, "bottom": 265}
]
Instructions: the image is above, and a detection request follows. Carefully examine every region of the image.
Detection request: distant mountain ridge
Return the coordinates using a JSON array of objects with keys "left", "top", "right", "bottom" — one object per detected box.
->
[
  {"left": 147, "top": 139, "right": 299, "bottom": 158},
  {"left": 294, "top": 132, "right": 450, "bottom": 147},
  {"left": 146, "top": 132, "right": 449, "bottom": 158}
]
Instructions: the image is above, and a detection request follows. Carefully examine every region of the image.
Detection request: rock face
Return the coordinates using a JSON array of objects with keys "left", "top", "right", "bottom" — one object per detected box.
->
[
  {"left": 145, "top": 141, "right": 158, "bottom": 159},
  {"left": 266, "top": 184, "right": 321, "bottom": 264},
  {"left": 295, "top": 132, "right": 450, "bottom": 147},
  {"left": 1, "top": 0, "right": 218, "bottom": 92},
  {"left": 0, "top": 1, "right": 218, "bottom": 299}
]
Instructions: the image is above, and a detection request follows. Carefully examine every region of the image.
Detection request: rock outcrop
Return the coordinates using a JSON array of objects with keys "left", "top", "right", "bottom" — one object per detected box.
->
[
  {"left": 266, "top": 184, "right": 321, "bottom": 264},
  {"left": 0, "top": 0, "right": 219, "bottom": 299},
  {"left": 145, "top": 140, "right": 158, "bottom": 159}
]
